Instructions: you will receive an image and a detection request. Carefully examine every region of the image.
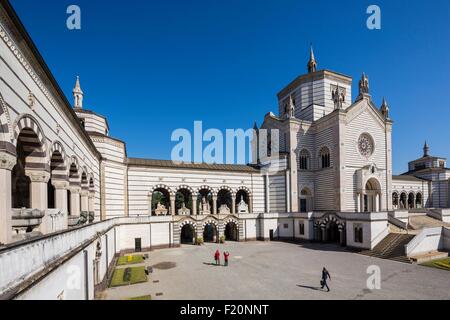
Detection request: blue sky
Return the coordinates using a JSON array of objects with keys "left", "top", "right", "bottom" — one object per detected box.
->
[{"left": 9, "top": 0, "right": 450, "bottom": 174}]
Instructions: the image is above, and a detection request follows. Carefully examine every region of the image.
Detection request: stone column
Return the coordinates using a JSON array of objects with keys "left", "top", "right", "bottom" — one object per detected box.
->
[
  {"left": 265, "top": 173, "right": 270, "bottom": 213},
  {"left": 375, "top": 194, "right": 379, "bottom": 212},
  {"left": 356, "top": 193, "right": 360, "bottom": 213},
  {"left": 249, "top": 195, "right": 253, "bottom": 213},
  {"left": 212, "top": 196, "right": 217, "bottom": 215},
  {"left": 88, "top": 192, "right": 95, "bottom": 216},
  {"left": 321, "top": 226, "right": 326, "bottom": 242},
  {"left": 148, "top": 193, "right": 153, "bottom": 215},
  {"left": 26, "top": 170, "right": 51, "bottom": 234},
  {"left": 170, "top": 197, "right": 176, "bottom": 215},
  {"left": 52, "top": 180, "right": 69, "bottom": 214},
  {"left": 231, "top": 194, "right": 236, "bottom": 214},
  {"left": 69, "top": 186, "right": 81, "bottom": 217},
  {"left": 0, "top": 152, "right": 16, "bottom": 245},
  {"left": 191, "top": 194, "right": 197, "bottom": 216},
  {"left": 360, "top": 193, "right": 365, "bottom": 212},
  {"left": 80, "top": 190, "right": 89, "bottom": 212}
]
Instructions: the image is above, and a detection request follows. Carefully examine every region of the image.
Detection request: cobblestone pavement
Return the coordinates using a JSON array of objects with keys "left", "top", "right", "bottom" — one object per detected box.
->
[{"left": 101, "top": 241, "right": 450, "bottom": 300}]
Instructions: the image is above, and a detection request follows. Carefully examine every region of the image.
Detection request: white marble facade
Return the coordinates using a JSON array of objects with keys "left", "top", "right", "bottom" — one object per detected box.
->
[{"left": 0, "top": 1, "right": 449, "bottom": 253}]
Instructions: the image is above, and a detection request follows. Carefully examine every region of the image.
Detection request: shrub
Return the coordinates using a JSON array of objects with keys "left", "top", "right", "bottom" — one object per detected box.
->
[
  {"left": 219, "top": 236, "right": 226, "bottom": 244},
  {"left": 195, "top": 237, "right": 204, "bottom": 245}
]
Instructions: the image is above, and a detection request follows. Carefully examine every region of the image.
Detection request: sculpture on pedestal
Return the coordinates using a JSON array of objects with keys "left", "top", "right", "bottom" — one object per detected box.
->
[
  {"left": 177, "top": 202, "right": 190, "bottom": 215},
  {"left": 155, "top": 201, "right": 168, "bottom": 216},
  {"left": 199, "top": 197, "right": 211, "bottom": 215},
  {"left": 237, "top": 196, "right": 249, "bottom": 213}
]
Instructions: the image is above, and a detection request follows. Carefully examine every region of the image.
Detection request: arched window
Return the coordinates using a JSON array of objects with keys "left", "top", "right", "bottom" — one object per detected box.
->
[
  {"left": 299, "top": 149, "right": 310, "bottom": 170},
  {"left": 319, "top": 147, "right": 331, "bottom": 169},
  {"left": 392, "top": 192, "right": 399, "bottom": 209}
]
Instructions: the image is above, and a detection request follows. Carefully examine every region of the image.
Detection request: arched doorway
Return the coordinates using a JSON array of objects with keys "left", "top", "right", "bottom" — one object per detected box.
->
[
  {"left": 203, "top": 223, "right": 218, "bottom": 243},
  {"left": 326, "top": 221, "right": 340, "bottom": 243},
  {"left": 180, "top": 224, "right": 196, "bottom": 244},
  {"left": 364, "top": 178, "right": 381, "bottom": 212},
  {"left": 225, "top": 222, "right": 238, "bottom": 241},
  {"left": 235, "top": 189, "right": 250, "bottom": 213}
]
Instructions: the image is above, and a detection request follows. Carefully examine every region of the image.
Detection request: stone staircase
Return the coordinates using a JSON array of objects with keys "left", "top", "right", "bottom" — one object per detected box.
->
[{"left": 359, "top": 233, "right": 416, "bottom": 264}]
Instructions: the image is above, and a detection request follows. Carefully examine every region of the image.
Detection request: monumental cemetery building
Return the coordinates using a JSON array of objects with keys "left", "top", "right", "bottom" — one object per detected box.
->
[{"left": 0, "top": 0, "right": 449, "bottom": 300}]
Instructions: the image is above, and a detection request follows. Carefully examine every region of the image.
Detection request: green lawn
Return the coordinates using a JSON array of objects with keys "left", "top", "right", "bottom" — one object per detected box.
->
[
  {"left": 125, "top": 295, "right": 152, "bottom": 300},
  {"left": 110, "top": 266, "right": 148, "bottom": 287},
  {"left": 117, "top": 255, "right": 144, "bottom": 266},
  {"left": 421, "top": 257, "right": 450, "bottom": 271}
]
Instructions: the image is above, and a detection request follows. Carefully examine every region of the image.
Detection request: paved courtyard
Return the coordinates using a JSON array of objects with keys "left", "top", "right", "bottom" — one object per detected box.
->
[{"left": 101, "top": 241, "right": 450, "bottom": 300}]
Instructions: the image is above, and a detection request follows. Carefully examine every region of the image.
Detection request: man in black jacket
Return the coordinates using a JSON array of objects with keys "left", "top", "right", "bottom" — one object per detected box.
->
[{"left": 321, "top": 267, "right": 331, "bottom": 292}]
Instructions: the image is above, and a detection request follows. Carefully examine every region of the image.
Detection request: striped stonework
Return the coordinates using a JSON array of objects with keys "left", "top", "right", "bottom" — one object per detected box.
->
[
  {"left": 69, "top": 158, "right": 80, "bottom": 187},
  {"left": 0, "top": 94, "right": 15, "bottom": 156},
  {"left": 150, "top": 184, "right": 175, "bottom": 196},
  {"left": 50, "top": 141, "right": 67, "bottom": 181},
  {"left": 217, "top": 185, "right": 235, "bottom": 196},
  {"left": 196, "top": 185, "right": 216, "bottom": 196},
  {"left": 14, "top": 114, "right": 48, "bottom": 172}
]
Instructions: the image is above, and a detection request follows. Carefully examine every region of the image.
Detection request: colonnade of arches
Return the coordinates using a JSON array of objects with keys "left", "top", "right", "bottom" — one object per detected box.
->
[
  {"left": 392, "top": 191, "right": 423, "bottom": 210},
  {"left": 149, "top": 185, "right": 253, "bottom": 216},
  {"left": 179, "top": 220, "right": 240, "bottom": 245},
  {"left": 0, "top": 112, "right": 97, "bottom": 243}
]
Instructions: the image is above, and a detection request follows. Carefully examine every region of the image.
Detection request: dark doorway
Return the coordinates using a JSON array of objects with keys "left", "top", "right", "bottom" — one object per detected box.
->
[
  {"left": 326, "top": 222, "right": 340, "bottom": 243},
  {"left": 269, "top": 229, "right": 274, "bottom": 241},
  {"left": 135, "top": 238, "right": 142, "bottom": 252},
  {"left": 181, "top": 224, "right": 196, "bottom": 244},
  {"left": 300, "top": 199, "right": 307, "bottom": 213},
  {"left": 47, "top": 179, "right": 55, "bottom": 209},
  {"left": 203, "top": 224, "right": 217, "bottom": 243},
  {"left": 225, "top": 222, "right": 238, "bottom": 241}
]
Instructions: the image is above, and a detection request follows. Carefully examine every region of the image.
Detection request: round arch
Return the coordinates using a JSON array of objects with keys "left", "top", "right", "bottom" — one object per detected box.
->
[
  {"left": 0, "top": 93, "right": 14, "bottom": 153},
  {"left": 197, "top": 185, "right": 214, "bottom": 215},
  {"left": 363, "top": 177, "right": 382, "bottom": 212},
  {"left": 202, "top": 219, "right": 219, "bottom": 243},
  {"left": 217, "top": 186, "right": 233, "bottom": 214},
  {"left": 149, "top": 184, "right": 173, "bottom": 216},
  {"left": 392, "top": 192, "right": 400, "bottom": 210},
  {"left": 299, "top": 187, "right": 313, "bottom": 213},
  {"left": 400, "top": 192, "right": 407, "bottom": 209}
]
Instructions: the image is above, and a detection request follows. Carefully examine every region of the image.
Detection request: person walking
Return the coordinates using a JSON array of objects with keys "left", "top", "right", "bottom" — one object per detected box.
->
[
  {"left": 321, "top": 267, "right": 331, "bottom": 292},
  {"left": 214, "top": 249, "right": 221, "bottom": 266},
  {"left": 223, "top": 251, "right": 230, "bottom": 267}
]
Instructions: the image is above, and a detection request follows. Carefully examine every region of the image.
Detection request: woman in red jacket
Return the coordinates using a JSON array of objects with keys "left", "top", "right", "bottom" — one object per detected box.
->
[{"left": 214, "top": 249, "right": 220, "bottom": 265}]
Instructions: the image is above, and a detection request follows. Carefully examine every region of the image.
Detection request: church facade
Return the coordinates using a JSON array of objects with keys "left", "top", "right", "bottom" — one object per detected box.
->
[{"left": 1, "top": 1, "right": 450, "bottom": 299}]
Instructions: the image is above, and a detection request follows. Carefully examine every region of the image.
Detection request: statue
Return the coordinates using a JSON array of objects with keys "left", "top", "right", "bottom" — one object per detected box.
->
[
  {"left": 237, "top": 196, "right": 249, "bottom": 213},
  {"left": 332, "top": 85, "right": 345, "bottom": 109},
  {"left": 358, "top": 73, "right": 370, "bottom": 96},
  {"left": 177, "top": 202, "right": 190, "bottom": 215},
  {"left": 200, "top": 197, "right": 211, "bottom": 215},
  {"left": 155, "top": 201, "right": 168, "bottom": 216},
  {"left": 219, "top": 204, "right": 230, "bottom": 215}
]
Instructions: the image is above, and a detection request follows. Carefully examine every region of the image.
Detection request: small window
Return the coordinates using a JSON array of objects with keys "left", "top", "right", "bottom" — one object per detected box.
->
[
  {"left": 299, "top": 149, "right": 310, "bottom": 170},
  {"left": 283, "top": 224, "right": 289, "bottom": 229},
  {"left": 319, "top": 147, "right": 331, "bottom": 169},
  {"left": 354, "top": 225, "right": 363, "bottom": 243},
  {"left": 299, "top": 223, "right": 305, "bottom": 235}
]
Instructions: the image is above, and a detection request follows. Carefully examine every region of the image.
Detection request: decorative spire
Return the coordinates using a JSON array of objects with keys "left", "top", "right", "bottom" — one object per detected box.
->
[
  {"left": 307, "top": 44, "right": 317, "bottom": 73},
  {"left": 357, "top": 72, "right": 370, "bottom": 99},
  {"left": 380, "top": 97, "right": 389, "bottom": 119},
  {"left": 73, "top": 76, "right": 83, "bottom": 109},
  {"left": 423, "top": 141, "right": 430, "bottom": 157}
]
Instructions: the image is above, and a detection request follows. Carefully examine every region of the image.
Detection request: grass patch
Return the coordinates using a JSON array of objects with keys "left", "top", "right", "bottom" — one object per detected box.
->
[
  {"left": 421, "top": 257, "right": 450, "bottom": 271},
  {"left": 125, "top": 295, "right": 152, "bottom": 300},
  {"left": 117, "top": 255, "right": 144, "bottom": 266},
  {"left": 110, "top": 266, "right": 148, "bottom": 287}
]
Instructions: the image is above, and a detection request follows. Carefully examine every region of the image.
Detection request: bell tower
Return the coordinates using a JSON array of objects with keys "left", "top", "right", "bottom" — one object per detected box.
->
[{"left": 73, "top": 76, "right": 83, "bottom": 109}]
